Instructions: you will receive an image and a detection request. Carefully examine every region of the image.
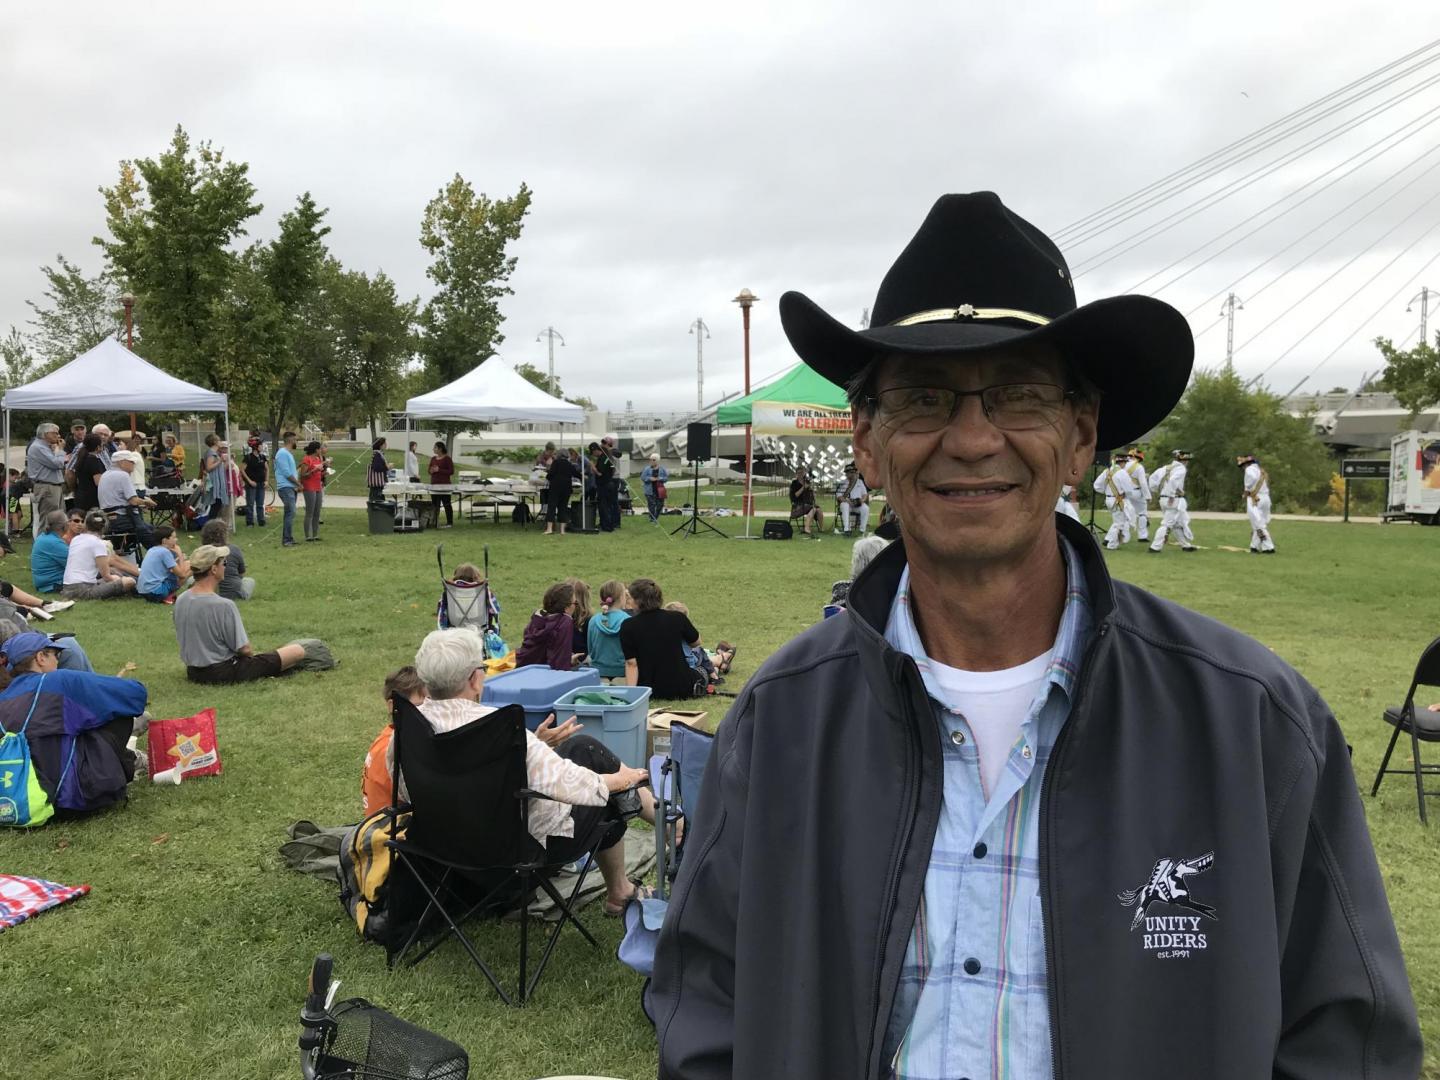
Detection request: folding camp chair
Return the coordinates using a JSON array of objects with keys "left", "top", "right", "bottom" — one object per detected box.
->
[
  {"left": 386, "top": 696, "right": 605, "bottom": 1006},
  {"left": 651, "top": 720, "right": 716, "bottom": 900},
  {"left": 1371, "top": 635, "right": 1440, "bottom": 824}
]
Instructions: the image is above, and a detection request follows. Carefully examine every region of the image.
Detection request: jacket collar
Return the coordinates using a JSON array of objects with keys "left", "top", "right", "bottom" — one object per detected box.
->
[{"left": 847, "top": 513, "right": 1117, "bottom": 709}]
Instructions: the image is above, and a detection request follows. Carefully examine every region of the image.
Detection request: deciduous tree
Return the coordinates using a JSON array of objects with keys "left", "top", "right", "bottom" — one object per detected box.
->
[{"left": 1374, "top": 334, "right": 1440, "bottom": 416}]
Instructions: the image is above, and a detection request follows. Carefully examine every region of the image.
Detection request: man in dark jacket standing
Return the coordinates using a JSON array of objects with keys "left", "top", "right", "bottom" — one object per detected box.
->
[{"left": 649, "top": 194, "right": 1422, "bottom": 1079}]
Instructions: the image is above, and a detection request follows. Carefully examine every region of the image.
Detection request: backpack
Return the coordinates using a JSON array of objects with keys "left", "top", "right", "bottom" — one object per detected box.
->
[
  {"left": 0, "top": 679, "right": 56, "bottom": 828},
  {"left": 511, "top": 502, "right": 532, "bottom": 525},
  {"left": 337, "top": 805, "right": 411, "bottom": 946}
]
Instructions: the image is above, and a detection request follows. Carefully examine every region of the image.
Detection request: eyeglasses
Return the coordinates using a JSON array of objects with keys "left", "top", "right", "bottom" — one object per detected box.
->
[{"left": 867, "top": 383, "right": 1076, "bottom": 434}]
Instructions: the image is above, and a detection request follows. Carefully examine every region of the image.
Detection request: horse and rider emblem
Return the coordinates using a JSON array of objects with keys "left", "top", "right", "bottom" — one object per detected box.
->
[{"left": 1117, "top": 852, "right": 1217, "bottom": 932}]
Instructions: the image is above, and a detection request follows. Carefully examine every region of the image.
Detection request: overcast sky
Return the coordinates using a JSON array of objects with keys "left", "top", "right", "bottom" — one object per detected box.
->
[{"left": 2, "top": 1, "right": 1433, "bottom": 413}]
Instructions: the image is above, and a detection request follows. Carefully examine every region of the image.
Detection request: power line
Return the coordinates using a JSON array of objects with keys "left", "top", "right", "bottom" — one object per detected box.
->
[
  {"left": 1127, "top": 103, "right": 1440, "bottom": 294},
  {"left": 1071, "top": 69, "right": 1440, "bottom": 274},
  {"left": 1245, "top": 209, "right": 1440, "bottom": 386},
  {"left": 1281, "top": 246, "right": 1440, "bottom": 395},
  {"left": 1232, "top": 186, "right": 1440, "bottom": 358},
  {"left": 1057, "top": 39, "right": 1440, "bottom": 242},
  {"left": 1183, "top": 139, "right": 1440, "bottom": 317}
]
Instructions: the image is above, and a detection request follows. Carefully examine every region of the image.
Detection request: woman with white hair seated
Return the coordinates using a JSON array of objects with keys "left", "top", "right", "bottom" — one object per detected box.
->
[
  {"left": 830, "top": 535, "right": 889, "bottom": 609},
  {"left": 412, "top": 628, "right": 658, "bottom": 914}
]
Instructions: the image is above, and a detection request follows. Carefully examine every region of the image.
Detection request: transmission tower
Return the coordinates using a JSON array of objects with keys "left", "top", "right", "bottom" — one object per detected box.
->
[{"left": 1220, "top": 293, "right": 1245, "bottom": 372}]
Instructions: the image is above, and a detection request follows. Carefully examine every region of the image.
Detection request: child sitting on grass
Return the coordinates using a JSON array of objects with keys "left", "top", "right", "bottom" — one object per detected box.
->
[
  {"left": 136, "top": 526, "right": 191, "bottom": 604},
  {"left": 587, "top": 579, "right": 631, "bottom": 683},
  {"left": 516, "top": 581, "right": 577, "bottom": 670},
  {"left": 662, "top": 601, "right": 737, "bottom": 686},
  {"left": 566, "top": 577, "right": 592, "bottom": 661},
  {"left": 362, "top": 665, "right": 427, "bottom": 817}
]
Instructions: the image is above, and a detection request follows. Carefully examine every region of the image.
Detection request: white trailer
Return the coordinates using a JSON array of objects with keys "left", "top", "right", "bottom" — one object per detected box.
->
[{"left": 1387, "top": 430, "right": 1440, "bottom": 524}]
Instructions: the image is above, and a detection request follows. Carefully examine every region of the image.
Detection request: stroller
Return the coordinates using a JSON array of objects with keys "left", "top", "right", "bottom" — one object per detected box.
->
[
  {"left": 299, "top": 954, "right": 469, "bottom": 1079},
  {"left": 434, "top": 544, "right": 505, "bottom": 659}
]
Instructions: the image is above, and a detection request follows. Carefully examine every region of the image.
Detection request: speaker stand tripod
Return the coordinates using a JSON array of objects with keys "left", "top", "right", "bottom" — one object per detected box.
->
[
  {"left": 1085, "top": 460, "right": 1105, "bottom": 537},
  {"left": 672, "top": 459, "right": 727, "bottom": 538}
]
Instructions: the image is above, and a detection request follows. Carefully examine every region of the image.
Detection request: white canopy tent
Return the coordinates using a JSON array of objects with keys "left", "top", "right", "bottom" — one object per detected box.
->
[
  {"left": 3, "top": 337, "right": 229, "bottom": 506},
  {"left": 403, "top": 359, "right": 584, "bottom": 425},
  {"left": 403, "top": 360, "right": 590, "bottom": 528}
]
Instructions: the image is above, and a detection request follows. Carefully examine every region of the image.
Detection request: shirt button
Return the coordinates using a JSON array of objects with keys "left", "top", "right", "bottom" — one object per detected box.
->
[
  {"left": 963, "top": 957, "right": 981, "bottom": 976},
  {"left": 973, "top": 842, "right": 987, "bottom": 859},
  {"left": 1022, "top": 744, "right": 1033, "bottom": 759},
  {"left": 950, "top": 730, "right": 966, "bottom": 745}
]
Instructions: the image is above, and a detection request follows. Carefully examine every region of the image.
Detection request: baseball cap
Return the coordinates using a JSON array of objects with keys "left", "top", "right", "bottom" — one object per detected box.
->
[
  {"left": 4, "top": 631, "right": 58, "bottom": 671},
  {"left": 190, "top": 544, "right": 230, "bottom": 573}
]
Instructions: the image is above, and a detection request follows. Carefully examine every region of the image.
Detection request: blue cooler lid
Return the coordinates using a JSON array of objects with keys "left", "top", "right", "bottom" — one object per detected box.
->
[{"left": 481, "top": 665, "right": 600, "bottom": 708}]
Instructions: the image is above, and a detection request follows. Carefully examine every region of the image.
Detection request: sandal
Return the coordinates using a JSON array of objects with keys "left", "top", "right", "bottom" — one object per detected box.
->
[
  {"left": 715, "top": 645, "right": 738, "bottom": 676},
  {"left": 604, "top": 881, "right": 656, "bottom": 917}
]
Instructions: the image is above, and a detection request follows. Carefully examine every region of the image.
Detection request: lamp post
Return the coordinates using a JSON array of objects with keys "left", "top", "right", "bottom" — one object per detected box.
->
[
  {"left": 120, "top": 292, "right": 135, "bottom": 350},
  {"left": 1407, "top": 287, "right": 1437, "bottom": 347},
  {"left": 535, "top": 327, "right": 566, "bottom": 395},
  {"left": 733, "top": 289, "right": 759, "bottom": 518}
]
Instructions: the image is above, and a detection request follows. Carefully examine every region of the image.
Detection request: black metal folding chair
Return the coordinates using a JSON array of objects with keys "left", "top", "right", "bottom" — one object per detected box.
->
[
  {"left": 385, "top": 696, "right": 604, "bottom": 1005},
  {"left": 1371, "top": 635, "right": 1440, "bottom": 824}
]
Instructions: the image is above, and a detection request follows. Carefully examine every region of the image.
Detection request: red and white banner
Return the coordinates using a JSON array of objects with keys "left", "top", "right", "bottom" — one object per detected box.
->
[{"left": 751, "top": 401, "right": 853, "bottom": 437}]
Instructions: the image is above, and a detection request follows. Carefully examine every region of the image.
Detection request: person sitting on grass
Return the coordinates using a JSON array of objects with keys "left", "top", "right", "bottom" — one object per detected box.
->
[
  {"left": 200, "top": 518, "right": 255, "bottom": 600},
  {"left": 586, "top": 579, "right": 631, "bottom": 684},
  {"left": 516, "top": 581, "right": 578, "bottom": 670},
  {"left": 173, "top": 544, "right": 335, "bottom": 684},
  {"left": 136, "top": 526, "right": 191, "bottom": 604},
  {"left": 0, "top": 631, "right": 149, "bottom": 818},
  {"left": 412, "top": 628, "right": 657, "bottom": 915},
  {"left": 62, "top": 510, "right": 136, "bottom": 600},
  {"left": 362, "top": 665, "right": 428, "bottom": 818},
  {"left": 30, "top": 511, "right": 73, "bottom": 595},
  {"left": 0, "top": 615, "right": 95, "bottom": 676},
  {"left": 620, "top": 578, "right": 705, "bottom": 699},
  {"left": 566, "top": 577, "right": 593, "bottom": 661}
]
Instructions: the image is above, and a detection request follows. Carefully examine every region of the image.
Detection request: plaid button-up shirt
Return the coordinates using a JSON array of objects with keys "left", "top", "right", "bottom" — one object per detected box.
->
[{"left": 882, "top": 538, "right": 1092, "bottom": 1080}]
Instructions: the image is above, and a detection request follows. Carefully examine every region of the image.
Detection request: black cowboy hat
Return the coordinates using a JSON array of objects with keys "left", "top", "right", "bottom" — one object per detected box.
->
[{"left": 779, "top": 192, "right": 1193, "bottom": 449}]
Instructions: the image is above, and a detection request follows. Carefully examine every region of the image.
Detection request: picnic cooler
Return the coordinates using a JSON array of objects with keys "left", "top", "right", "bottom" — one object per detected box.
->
[
  {"left": 480, "top": 666, "right": 599, "bottom": 731},
  {"left": 552, "top": 685, "right": 651, "bottom": 767}
]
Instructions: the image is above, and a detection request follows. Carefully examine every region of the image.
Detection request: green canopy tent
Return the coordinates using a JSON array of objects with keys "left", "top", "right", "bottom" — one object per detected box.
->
[{"left": 715, "top": 364, "right": 850, "bottom": 430}]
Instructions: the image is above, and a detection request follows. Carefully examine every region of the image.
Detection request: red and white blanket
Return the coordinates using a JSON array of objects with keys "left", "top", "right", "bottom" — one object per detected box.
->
[{"left": 0, "top": 874, "right": 90, "bottom": 931}]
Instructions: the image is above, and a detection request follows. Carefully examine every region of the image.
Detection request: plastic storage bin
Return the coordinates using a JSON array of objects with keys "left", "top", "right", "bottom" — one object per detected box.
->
[
  {"left": 552, "top": 685, "right": 652, "bottom": 767},
  {"left": 481, "top": 666, "right": 600, "bottom": 730}
]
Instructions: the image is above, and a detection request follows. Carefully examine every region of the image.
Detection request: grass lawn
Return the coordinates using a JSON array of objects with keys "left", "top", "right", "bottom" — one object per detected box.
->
[{"left": 2, "top": 511, "right": 1438, "bottom": 1078}]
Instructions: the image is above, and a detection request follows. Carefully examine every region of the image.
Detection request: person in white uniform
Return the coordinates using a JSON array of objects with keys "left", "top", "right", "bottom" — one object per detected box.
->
[
  {"left": 837, "top": 462, "right": 870, "bottom": 535},
  {"left": 1238, "top": 453, "right": 1275, "bottom": 553},
  {"left": 1092, "top": 451, "right": 1135, "bottom": 549},
  {"left": 1122, "top": 447, "right": 1150, "bottom": 541},
  {"left": 1055, "top": 483, "right": 1081, "bottom": 521},
  {"left": 1148, "top": 449, "right": 1197, "bottom": 553}
]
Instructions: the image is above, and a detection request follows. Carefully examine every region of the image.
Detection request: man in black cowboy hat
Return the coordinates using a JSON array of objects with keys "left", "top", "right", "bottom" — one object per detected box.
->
[{"left": 650, "top": 193, "right": 1418, "bottom": 1079}]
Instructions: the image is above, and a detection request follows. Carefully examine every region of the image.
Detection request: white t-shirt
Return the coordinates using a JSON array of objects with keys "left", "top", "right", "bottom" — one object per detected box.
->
[
  {"left": 926, "top": 649, "right": 1052, "bottom": 799},
  {"left": 64, "top": 532, "right": 109, "bottom": 585}
]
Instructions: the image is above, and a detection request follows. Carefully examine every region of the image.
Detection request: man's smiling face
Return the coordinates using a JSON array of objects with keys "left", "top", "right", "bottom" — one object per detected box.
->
[{"left": 852, "top": 344, "right": 1098, "bottom": 568}]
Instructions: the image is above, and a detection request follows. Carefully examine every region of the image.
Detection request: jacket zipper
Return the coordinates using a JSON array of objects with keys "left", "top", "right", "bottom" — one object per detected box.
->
[
  {"left": 1039, "top": 618, "right": 1110, "bottom": 1080},
  {"left": 867, "top": 656, "right": 928, "bottom": 1080}
]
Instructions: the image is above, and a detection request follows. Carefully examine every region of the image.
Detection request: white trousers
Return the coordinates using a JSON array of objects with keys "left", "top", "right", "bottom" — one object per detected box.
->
[
  {"left": 841, "top": 500, "right": 869, "bottom": 533},
  {"left": 1150, "top": 497, "right": 1194, "bottom": 550},
  {"left": 1104, "top": 497, "right": 1131, "bottom": 548},
  {"left": 1125, "top": 494, "right": 1148, "bottom": 540},
  {"left": 1247, "top": 495, "right": 1274, "bottom": 551}
]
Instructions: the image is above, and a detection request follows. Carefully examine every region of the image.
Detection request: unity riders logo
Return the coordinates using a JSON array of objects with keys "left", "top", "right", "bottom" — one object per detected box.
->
[{"left": 1117, "top": 852, "right": 1217, "bottom": 958}]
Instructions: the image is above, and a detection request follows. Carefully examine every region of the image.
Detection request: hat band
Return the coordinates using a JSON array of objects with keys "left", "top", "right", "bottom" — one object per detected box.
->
[{"left": 890, "top": 304, "right": 1052, "bottom": 328}]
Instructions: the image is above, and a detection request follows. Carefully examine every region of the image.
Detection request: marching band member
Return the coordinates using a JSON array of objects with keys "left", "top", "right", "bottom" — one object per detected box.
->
[
  {"left": 1123, "top": 447, "right": 1150, "bottom": 541},
  {"left": 1092, "top": 451, "right": 1135, "bottom": 550},
  {"left": 1238, "top": 452, "right": 1276, "bottom": 553}
]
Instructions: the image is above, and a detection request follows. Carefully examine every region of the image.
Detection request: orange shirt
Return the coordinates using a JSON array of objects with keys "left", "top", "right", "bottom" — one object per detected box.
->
[{"left": 361, "top": 725, "right": 394, "bottom": 817}]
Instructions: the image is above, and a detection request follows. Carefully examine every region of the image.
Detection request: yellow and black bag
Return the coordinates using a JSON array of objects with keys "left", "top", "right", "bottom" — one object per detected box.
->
[{"left": 337, "top": 806, "right": 411, "bottom": 946}]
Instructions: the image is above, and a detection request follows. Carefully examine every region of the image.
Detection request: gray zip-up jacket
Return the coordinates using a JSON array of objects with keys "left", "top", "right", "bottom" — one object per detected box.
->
[{"left": 650, "top": 515, "right": 1421, "bottom": 1079}]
